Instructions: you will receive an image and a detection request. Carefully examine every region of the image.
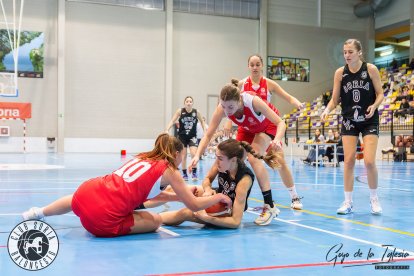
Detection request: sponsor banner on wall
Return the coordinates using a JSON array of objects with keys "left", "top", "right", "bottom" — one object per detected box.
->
[{"left": 0, "top": 102, "right": 31, "bottom": 119}]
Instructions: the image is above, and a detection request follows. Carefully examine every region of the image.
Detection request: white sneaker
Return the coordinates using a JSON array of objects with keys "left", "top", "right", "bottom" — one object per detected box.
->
[
  {"left": 370, "top": 197, "right": 382, "bottom": 215},
  {"left": 22, "top": 207, "right": 44, "bottom": 220},
  {"left": 254, "top": 204, "right": 280, "bottom": 226},
  {"left": 291, "top": 197, "right": 303, "bottom": 210},
  {"left": 337, "top": 201, "right": 353, "bottom": 215}
]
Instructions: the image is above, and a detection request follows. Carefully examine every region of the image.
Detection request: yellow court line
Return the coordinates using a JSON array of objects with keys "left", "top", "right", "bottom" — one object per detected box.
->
[{"left": 248, "top": 197, "right": 414, "bottom": 237}]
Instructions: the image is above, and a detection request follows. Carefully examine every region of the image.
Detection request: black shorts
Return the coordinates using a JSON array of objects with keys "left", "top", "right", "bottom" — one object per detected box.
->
[
  {"left": 341, "top": 117, "right": 379, "bottom": 137},
  {"left": 178, "top": 135, "right": 198, "bottom": 147}
]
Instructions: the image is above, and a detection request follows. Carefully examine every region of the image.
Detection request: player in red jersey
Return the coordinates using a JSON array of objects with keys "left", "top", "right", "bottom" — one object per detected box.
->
[
  {"left": 22, "top": 134, "right": 231, "bottom": 237},
  {"left": 224, "top": 54, "right": 305, "bottom": 217},
  {"left": 189, "top": 80, "right": 287, "bottom": 226}
]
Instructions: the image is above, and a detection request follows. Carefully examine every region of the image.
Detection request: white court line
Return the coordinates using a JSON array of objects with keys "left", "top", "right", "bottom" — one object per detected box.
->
[
  {"left": 0, "top": 213, "right": 77, "bottom": 216},
  {"left": 0, "top": 187, "right": 77, "bottom": 191},
  {"left": 1, "top": 180, "right": 84, "bottom": 183},
  {"left": 247, "top": 210, "right": 414, "bottom": 256},
  {"left": 0, "top": 213, "right": 21, "bottom": 216},
  {"left": 157, "top": 226, "right": 180, "bottom": 237}
]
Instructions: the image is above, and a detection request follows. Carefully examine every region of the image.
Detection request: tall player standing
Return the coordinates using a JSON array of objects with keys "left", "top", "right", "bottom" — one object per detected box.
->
[{"left": 321, "top": 39, "right": 384, "bottom": 215}]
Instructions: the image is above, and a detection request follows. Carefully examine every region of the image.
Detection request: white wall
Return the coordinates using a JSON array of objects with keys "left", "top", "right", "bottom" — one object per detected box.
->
[
  {"left": 268, "top": 0, "right": 366, "bottom": 31},
  {"left": 172, "top": 12, "right": 259, "bottom": 119},
  {"left": 65, "top": 2, "right": 166, "bottom": 139}
]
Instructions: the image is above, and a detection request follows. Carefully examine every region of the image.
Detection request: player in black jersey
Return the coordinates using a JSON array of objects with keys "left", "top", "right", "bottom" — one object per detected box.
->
[
  {"left": 165, "top": 96, "right": 206, "bottom": 181},
  {"left": 321, "top": 39, "right": 384, "bottom": 215},
  {"left": 160, "top": 138, "right": 281, "bottom": 228}
]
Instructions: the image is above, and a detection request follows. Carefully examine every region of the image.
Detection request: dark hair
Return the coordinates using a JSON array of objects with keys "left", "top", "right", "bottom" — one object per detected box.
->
[
  {"left": 137, "top": 133, "right": 183, "bottom": 170},
  {"left": 344, "top": 39, "right": 364, "bottom": 61},
  {"left": 248, "top": 54, "right": 263, "bottom": 65},
  {"left": 184, "top": 96, "right": 193, "bottom": 103},
  {"left": 217, "top": 139, "right": 282, "bottom": 169},
  {"left": 220, "top": 79, "right": 241, "bottom": 102}
]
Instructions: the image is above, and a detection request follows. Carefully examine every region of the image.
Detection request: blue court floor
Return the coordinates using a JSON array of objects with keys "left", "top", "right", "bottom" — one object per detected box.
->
[{"left": 0, "top": 152, "right": 413, "bottom": 275}]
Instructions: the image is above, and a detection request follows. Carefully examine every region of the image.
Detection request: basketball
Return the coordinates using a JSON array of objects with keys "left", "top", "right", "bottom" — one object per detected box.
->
[{"left": 205, "top": 202, "right": 231, "bottom": 217}]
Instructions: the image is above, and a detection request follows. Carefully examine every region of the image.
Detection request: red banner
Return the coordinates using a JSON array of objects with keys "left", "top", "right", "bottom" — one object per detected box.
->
[{"left": 0, "top": 102, "right": 32, "bottom": 119}]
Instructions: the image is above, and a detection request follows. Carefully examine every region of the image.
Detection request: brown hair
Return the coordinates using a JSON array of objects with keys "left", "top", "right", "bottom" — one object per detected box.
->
[
  {"left": 217, "top": 139, "right": 282, "bottom": 169},
  {"left": 344, "top": 39, "right": 364, "bottom": 61},
  {"left": 184, "top": 96, "right": 193, "bottom": 103},
  {"left": 220, "top": 79, "right": 241, "bottom": 102},
  {"left": 248, "top": 54, "right": 263, "bottom": 65},
  {"left": 137, "top": 133, "right": 184, "bottom": 170}
]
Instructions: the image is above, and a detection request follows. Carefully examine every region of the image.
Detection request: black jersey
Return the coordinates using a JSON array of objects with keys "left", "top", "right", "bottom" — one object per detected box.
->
[
  {"left": 340, "top": 62, "right": 378, "bottom": 122},
  {"left": 178, "top": 108, "right": 198, "bottom": 137},
  {"left": 216, "top": 161, "right": 254, "bottom": 211}
]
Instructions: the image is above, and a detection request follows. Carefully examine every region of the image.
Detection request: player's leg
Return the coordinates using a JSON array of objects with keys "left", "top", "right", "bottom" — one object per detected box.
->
[
  {"left": 362, "top": 132, "right": 382, "bottom": 214},
  {"left": 22, "top": 195, "right": 73, "bottom": 220},
  {"left": 249, "top": 133, "right": 280, "bottom": 225}
]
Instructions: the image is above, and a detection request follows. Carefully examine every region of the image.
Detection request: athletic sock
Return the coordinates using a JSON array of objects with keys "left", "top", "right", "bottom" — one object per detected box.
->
[
  {"left": 287, "top": 185, "right": 298, "bottom": 199},
  {"left": 182, "top": 169, "right": 187, "bottom": 175},
  {"left": 344, "top": 191, "right": 353, "bottom": 203},
  {"left": 262, "top": 190, "right": 274, "bottom": 208},
  {"left": 192, "top": 167, "right": 197, "bottom": 173},
  {"left": 369, "top": 189, "right": 378, "bottom": 199}
]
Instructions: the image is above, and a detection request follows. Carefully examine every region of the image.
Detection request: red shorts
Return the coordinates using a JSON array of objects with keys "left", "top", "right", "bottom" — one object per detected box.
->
[
  {"left": 236, "top": 124, "right": 277, "bottom": 144},
  {"left": 71, "top": 178, "right": 135, "bottom": 237}
]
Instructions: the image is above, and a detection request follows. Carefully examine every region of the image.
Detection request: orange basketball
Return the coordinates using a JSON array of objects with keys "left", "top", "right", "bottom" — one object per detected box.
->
[{"left": 205, "top": 202, "right": 231, "bottom": 217}]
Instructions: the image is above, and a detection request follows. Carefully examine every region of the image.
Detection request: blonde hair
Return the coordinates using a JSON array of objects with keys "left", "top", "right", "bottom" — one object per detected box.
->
[{"left": 137, "top": 133, "right": 183, "bottom": 170}]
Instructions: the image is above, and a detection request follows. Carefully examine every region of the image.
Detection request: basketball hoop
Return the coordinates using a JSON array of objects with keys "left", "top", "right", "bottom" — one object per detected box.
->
[{"left": 0, "top": 0, "right": 24, "bottom": 97}]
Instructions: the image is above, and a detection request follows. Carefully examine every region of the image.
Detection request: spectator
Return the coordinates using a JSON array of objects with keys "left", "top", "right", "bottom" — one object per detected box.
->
[
  {"left": 390, "top": 58, "right": 398, "bottom": 71},
  {"left": 409, "top": 58, "right": 414, "bottom": 70},
  {"left": 395, "top": 98, "right": 413, "bottom": 120},
  {"left": 302, "top": 128, "right": 326, "bottom": 164}
]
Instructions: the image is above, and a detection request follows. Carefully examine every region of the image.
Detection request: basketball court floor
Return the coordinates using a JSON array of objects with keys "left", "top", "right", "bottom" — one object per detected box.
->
[{"left": 0, "top": 152, "right": 413, "bottom": 275}]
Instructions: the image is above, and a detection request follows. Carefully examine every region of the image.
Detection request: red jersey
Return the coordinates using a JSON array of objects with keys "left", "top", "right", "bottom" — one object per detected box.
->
[
  {"left": 241, "top": 76, "right": 271, "bottom": 102},
  {"left": 71, "top": 158, "right": 171, "bottom": 236},
  {"left": 228, "top": 92, "right": 278, "bottom": 134}
]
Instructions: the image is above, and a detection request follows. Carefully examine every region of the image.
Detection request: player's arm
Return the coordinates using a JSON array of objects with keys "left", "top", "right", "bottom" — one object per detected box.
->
[
  {"left": 201, "top": 163, "right": 219, "bottom": 196},
  {"left": 366, "top": 63, "right": 384, "bottom": 118},
  {"left": 196, "top": 111, "right": 206, "bottom": 132},
  {"left": 267, "top": 78, "right": 302, "bottom": 109},
  {"left": 321, "top": 67, "right": 343, "bottom": 121},
  {"left": 193, "top": 106, "right": 225, "bottom": 161},
  {"left": 194, "top": 175, "right": 252, "bottom": 228},
  {"left": 165, "top": 109, "right": 181, "bottom": 133},
  {"left": 165, "top": 168, "right": 231, "bottom": 211},
  {"left": 252, "top": 97, "right": 286, "bottom": 149}
]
